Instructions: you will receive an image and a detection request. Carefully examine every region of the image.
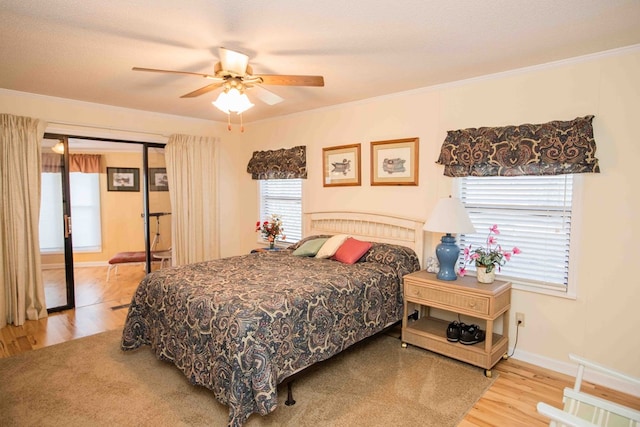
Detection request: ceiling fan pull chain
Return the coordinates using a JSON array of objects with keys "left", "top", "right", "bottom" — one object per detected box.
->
[
  {"left": 240, "top": 113, "right": 244, "bottom": 133},
  {"left": 227, "top": 114, "right": 231, "bottom": 131}
]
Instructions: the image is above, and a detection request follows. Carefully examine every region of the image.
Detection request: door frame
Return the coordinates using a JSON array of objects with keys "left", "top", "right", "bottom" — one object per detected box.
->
[
  {"left": 43, "top": 133, "right": 166, "bottom": 311},
  {"left": 43, "top": 135, "right": 76, "bottom": 313}
]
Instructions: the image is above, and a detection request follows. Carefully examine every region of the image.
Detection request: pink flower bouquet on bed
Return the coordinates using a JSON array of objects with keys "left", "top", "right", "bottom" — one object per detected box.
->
[{"left": 256, "top": 214, "right": 285, "bottom": 248}]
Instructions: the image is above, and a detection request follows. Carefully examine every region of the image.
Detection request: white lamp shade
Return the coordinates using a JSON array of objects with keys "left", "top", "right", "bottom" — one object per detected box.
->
[
  {"left": 213, "top": 88, "right": 254, "bottom": 114},
  {"left": 51, "top": 141, "right": 65, "bottom": 154},
  {"left": 423, "top": 197, "right": 476, "bottom": 234}
]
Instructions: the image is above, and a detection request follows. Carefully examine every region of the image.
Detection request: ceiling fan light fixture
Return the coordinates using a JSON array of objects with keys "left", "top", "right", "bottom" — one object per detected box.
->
[
  {"left": 213, "top": 87, "right": 254, "bottom": 115},
  {"left": 51, "top": 141, "right": 65, "bottom": 154}
]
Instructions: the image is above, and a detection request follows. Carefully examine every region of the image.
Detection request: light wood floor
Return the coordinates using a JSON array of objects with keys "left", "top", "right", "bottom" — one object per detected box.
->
[{"left": 1, "top": 266, "right": 638, "bottom": 426}]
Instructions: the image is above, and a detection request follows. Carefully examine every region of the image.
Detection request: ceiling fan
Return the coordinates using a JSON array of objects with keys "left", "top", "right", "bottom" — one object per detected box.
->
[{"left": 132, "top": 47, "right": 324, "bottom": 109}]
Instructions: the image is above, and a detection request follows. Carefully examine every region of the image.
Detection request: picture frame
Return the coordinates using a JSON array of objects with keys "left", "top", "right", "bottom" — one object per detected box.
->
[
  {"left": 149, "top": 167, "right": 169, "bottom": 192},
  {"left": 107, "top": 167, "right": 140, "bottom": 192},
  {"left": 322, "top": 143, "right": 361, "bottom": 187},
  {"left": 370, "top": 137, "right": 419, "bottom": 186}
]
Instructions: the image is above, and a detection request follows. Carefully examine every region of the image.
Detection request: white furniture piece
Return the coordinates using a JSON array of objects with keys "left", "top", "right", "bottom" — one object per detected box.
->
[
  {"left": 305, "top": 211, "right": 425, "bottom": 264},
  {"left": 537, "top": 354, "right": 640, "bottom": 427},
  {"left": 152, "top": 250, "right": 172, "bottom": 269}
]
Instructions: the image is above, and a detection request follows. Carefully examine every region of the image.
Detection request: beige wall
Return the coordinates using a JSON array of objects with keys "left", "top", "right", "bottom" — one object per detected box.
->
[
  {"left": 233, "top": 47, "right": 640, "bottom": 378},
  {"left": 2, "top": 46, "right": 639, "bottom": 380}
]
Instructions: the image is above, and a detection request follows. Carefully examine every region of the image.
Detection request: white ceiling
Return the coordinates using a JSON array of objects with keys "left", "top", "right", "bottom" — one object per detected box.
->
[{"left": 2, "top": 0, "right": 640, "bottom": 124}]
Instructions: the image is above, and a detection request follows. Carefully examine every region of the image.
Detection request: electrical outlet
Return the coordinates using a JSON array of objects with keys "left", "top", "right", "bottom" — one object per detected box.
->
[{"left": 516, "top": 312, "right": 525, "bottom": 327}]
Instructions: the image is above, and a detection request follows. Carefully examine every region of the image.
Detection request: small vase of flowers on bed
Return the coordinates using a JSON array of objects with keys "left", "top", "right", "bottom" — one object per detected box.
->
[
  {"left": 256, "top": 214, "right": 285, "bottom": 249},
  {"left": 459, "top": 224, "right": 520, "bottom": 284}
]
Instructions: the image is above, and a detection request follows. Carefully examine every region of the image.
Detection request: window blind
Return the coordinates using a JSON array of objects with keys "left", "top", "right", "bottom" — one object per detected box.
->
[
  {"left": 40, "top": 172, "right": 102, "bottom": 252},
  {"left": 69, "top": 172, "right": 102, "bottom": 251},
  {"left": 458, "top": 175, "right": 573, "bottom": 291},
  {"left": 259, "top": 179, "right": 302, "bottom": 243}
]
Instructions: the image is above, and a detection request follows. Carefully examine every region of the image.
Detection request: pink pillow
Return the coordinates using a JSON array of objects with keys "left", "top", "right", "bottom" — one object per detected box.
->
[{"left": 332, "top": 237, "right": 372, "bottom": 264}]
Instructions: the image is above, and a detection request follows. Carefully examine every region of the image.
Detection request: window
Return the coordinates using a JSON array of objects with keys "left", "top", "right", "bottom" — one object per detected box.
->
[
  {"left": 69, "top": 172, "right": 102, "bottom": 251},
  {"left": 40, "top": 172, "right": 102, "bottom": 252},
  {"left": 39, "top": 172, "right": 64, "bottom": 252},
  {"left": 259, "top": 179, "right": 302, "bottom": 244},
  {"left": 457, "top": 174, "right": 579, "bottom": 296}
]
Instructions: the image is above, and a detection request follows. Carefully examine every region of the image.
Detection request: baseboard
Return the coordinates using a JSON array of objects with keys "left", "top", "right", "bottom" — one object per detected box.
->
[{"left": 510, "top": 348, "right": 640, "bottom": 398}]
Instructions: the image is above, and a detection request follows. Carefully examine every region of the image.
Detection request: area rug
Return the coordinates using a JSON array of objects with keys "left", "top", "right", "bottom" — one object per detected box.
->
[{"left": 0, "top": 329, "right": 495, "bottom": 426}]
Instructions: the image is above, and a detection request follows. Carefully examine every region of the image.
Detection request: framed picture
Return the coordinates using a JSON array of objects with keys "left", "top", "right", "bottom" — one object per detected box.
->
[
  {"left": 322, "top": 143, "right": 361, "bottom": 187},
  {"left": 149, "top": 168, "right": 169, "bottom": 192},
  {"left": 370, "top": 137, "right": 419, "bottom": 186},
  {"left": 107, "top": 167, "right": 140, "bottom": 192}
]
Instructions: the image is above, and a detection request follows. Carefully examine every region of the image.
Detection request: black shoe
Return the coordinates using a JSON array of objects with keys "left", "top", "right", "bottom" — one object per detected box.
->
[
  {"left": 459, "top": 324, "right": 485, "bottom": 345},
  {"left": 446, "top": 321, "right": 464, "bottom": 342}
]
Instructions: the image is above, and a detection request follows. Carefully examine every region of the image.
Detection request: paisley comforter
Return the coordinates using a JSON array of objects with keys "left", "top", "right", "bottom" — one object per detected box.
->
[{"left": 121, "top": 241, "right": 420, "bottom": 426}]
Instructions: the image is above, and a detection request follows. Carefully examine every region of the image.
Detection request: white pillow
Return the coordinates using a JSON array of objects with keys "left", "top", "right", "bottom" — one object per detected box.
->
[{"left": 315, "top": 234, "right": 350, "bottom": 259}]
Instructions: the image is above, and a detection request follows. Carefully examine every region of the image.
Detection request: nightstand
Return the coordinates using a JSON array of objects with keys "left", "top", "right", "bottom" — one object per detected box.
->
[
  {"left": 250, "top": 247, "right": 285, "bottom": 253},
  {"left": 401, "top": 270, "right": 511, "bottom": 377}
]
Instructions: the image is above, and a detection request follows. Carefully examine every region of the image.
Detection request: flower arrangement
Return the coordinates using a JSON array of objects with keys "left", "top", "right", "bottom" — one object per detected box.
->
[
  {"left": 459, "top": 224, "right": 521, "bottom": 276},
  {"left": 255, "top": 214, "right": 285, "bottom": 247}
]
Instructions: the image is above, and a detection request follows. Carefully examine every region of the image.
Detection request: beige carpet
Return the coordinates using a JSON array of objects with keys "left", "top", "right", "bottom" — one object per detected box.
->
[{"left": 0, "top": 329, "right": 495, "bottom": 426}]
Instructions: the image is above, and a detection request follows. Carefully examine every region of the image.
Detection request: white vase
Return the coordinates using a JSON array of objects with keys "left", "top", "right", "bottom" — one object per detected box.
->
[{"left": 476, "top": 266, "right": 495, "bottom": 284}]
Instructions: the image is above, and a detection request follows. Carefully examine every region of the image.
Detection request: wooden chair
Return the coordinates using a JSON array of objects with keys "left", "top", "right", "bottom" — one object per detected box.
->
[{"left": 537, "top": 354, "right": 640, "bottom": 427}]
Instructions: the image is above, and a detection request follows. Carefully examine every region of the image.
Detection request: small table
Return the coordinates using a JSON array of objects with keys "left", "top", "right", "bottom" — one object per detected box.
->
[
  {"left": 152, "top": 250, "right": 172, "bottom": 268},
  {"left": 401, "top": 270, "right": 511, "bottom": 377}
]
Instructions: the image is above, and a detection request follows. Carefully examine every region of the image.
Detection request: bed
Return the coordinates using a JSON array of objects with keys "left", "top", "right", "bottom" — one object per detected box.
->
[{"left": 121, "top": 211, "right": 424, "bottom": 426}]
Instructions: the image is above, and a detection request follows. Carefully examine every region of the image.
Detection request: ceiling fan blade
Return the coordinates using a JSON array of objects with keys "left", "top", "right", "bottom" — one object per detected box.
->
[
  {"left": 218, "top": 47, "right": 249, "bottom": 75},
  {"left": 180, "top": 82, "right": 225, "bottom": 98},
  {"left": 132, "top": 67, "right": 216, "bottom": 79},
  {"left": 254, "top": 74, "right": 324, "bottom": 87},
  {"left": 249, "top": 85, "right": 284, "bottom": 106}
]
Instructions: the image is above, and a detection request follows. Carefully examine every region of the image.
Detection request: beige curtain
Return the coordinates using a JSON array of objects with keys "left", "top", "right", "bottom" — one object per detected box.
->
[
  {"left": 165, "top": 134, "right": 220, "bottom": 266},
  {"left": 0, "top": 114, "right": 48, "bottom": 328}
]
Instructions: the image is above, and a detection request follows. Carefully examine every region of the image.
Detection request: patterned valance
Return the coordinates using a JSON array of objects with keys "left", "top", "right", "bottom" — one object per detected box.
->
[
  {"left": 436, "top": 115, "right": 600, "bottom": 177},
  {"left": 247, "top": 145, "right": 307, "bottom": 179}
]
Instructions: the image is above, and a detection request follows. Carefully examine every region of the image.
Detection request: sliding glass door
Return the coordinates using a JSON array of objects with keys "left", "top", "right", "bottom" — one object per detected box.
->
[
  {"left": 39, "top": 135, "right": 168, "bottom": 313},
  {"left": 144, "top": 145, "right": 171, "bottom": 272},
  {"left": 40, "top": 136, "right": 75, "bottom": 312}
]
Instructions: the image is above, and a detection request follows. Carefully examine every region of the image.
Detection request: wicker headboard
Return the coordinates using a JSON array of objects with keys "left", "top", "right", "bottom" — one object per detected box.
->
[{"left": 304, "top": 211, "right": 425, "bottom": 267}]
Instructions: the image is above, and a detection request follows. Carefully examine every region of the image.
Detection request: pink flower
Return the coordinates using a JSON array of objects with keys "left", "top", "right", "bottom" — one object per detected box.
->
[
  {"left": 458, "top": 267, "right": 467, "bottom": 277},
  {"left": 256, "top": 215, "right": 284, "bottom": 242},
  {"left": 461, "top": 224, "right": 520, "bottom": 274}
]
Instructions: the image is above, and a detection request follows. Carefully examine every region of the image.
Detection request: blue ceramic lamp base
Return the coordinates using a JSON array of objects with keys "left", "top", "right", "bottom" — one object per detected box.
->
[{"left": 435, "top": 233, "right": 460, "bottom": 281}]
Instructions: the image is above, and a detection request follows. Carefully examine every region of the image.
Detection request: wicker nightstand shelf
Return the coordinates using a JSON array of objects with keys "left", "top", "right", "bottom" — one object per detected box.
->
[{"left": 401, "top": 270, "right": 511, "bottom": 377}]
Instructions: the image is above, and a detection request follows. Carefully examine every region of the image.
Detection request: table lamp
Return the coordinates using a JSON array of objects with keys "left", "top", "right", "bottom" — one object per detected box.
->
[{"left": 423, "top": 197, "right": 476, "bottom": 281}]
